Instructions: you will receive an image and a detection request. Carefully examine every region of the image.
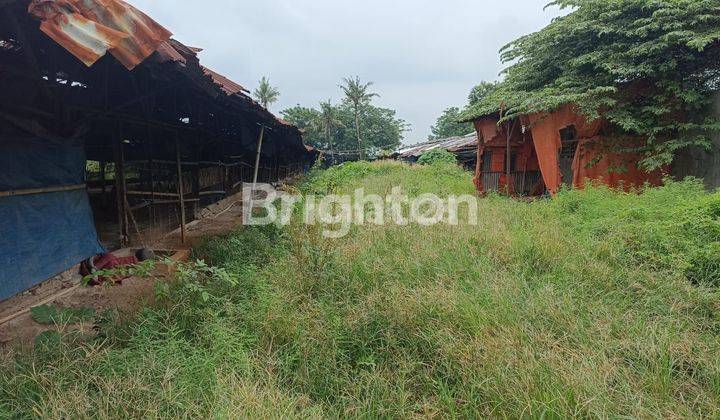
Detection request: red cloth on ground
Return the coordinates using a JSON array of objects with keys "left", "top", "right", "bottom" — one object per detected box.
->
[{"left": 82, "top": 253, "right": 139, "bottom": 285}]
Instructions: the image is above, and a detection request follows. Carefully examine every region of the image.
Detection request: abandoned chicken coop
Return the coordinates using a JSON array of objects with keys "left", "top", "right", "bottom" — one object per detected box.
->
[
  {"left": 0, "top": 0, "right": 315, "bottom": 300},
  {"left": 468, "top": 105, "right": 665, "bottom": 196}
]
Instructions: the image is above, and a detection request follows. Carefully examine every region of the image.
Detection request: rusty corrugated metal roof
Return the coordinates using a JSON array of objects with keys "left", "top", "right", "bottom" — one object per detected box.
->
[
  {"left": 200, "top": 66, "right": 296, "bottom": 129},
  {"left": 24, "top": 0, "right": 305, "bottom": 142},
  {"left": 202, "top": 66, "right": 248, "bottom": 95},
  {"left": 28, "top": 0, "right": 172, "bottom": 70},
  {"left": 397, "top": 133, "right": 478, "bottom": 158}
]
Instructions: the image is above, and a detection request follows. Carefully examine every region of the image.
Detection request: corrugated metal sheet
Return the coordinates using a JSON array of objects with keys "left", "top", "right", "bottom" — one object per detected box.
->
[
  {"left": 202, "top": 66, "right": 248, "bottom": 95},
  {"left": 200, "top": 66, "right": 296, "bottom": 129},
  {"left": 25, "top": 0, "right": 304, "bottom": 138},
  {"left": 397, "top": 133, "right": 478, "bottom": 159},
  {"left": 28, "top": 0, "right": 172, "bottom": 69}
]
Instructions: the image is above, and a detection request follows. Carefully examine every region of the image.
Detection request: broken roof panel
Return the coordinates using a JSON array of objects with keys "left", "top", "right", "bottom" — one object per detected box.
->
[
  {"left": 28, "top": 0, "right": 172, "bottom": 69},
  {"left": 22, "top": 0, "right": 306, "bottom": 142},
  {"left": 397, "top": 133, "right": 478, "bottom": 158}
]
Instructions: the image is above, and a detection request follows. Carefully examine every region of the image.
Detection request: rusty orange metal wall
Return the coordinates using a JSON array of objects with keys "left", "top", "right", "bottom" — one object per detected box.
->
[
  {"left": 572, "top": 138, "right": 665, "bottom": 190},
  {"left": 529, "top": 105, "right": 602, "bottom": 194},
  {"left": 527, "top": 105, "right": 603, "bottom": 194},
  {"left": 473, "top": 118, "right": 544, "bottom": 194},
  {"left": 529, "top": 105, "right": 662, "bottom": 194},
  {"left": 473, "top": 105, "right": 662, "bottom": 196}
]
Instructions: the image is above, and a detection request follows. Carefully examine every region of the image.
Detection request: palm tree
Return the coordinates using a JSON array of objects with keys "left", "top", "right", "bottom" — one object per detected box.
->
[
  {"left": 253, "top": 76, "right": 280, "bottom": 109},
  {"left": 312, "top": 100, "right": 344, "bottom": 165},
  {"left": 340, "top": 76, "right": 378, "bottom": 160}
]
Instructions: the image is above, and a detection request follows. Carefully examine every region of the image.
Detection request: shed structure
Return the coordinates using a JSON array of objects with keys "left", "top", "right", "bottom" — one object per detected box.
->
[
  {"left": 470, "top": 105, "right": 664, "bottom": 196},
  {"left": 0, "top": 0, "right": 315, "bottom": 300},
  {"left": 395, "top": 133, "right": 478, "bottom": 169}
]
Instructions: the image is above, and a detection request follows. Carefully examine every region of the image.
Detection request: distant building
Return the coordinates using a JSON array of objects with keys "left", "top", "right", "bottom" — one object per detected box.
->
[{"left": 394, "top": 133, "right": 478, "bottom": 169}]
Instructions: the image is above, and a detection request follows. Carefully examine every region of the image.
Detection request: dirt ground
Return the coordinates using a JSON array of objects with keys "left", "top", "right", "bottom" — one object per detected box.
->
[
  {"left": 153, "top": 191, "right": 246, "bottom": 250},
  {"left": 0, "top": 249, "right": 189, "bottom": 348},
  {"left": 0, "top": 187, "right": 280, "bottom": 348},
  {"left": 0, "top": 188, "right": 251, "bottom": 348}
]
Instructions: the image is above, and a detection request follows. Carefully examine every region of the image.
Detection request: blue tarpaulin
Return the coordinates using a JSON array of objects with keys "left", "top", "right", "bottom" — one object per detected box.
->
[{"left": 0, "top": 136, "right": 104, "bottom": 300}]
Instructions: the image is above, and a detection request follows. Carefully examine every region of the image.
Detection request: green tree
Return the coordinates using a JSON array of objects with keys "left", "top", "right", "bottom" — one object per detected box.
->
[
  {"left": 468, "top": 81, "right": 498, "bottom": 106},
  {"left": 281, "top": 103, "right": 406, "bottom": 156},
  {"left": 280, "top": 105, "right": 322, "bottom": 146},
  {"left": 253, "top": 76, "right": 280, "bottom": 109},
  {"left": 340, "top": 76, "right": 379, "bottom": 160},
  {"left": 313, "top": 100, "right": 344, "bottom": 164},
  {"left": 460, "top": 0, "right": 720, "bottom": 170},
  {"left": 429, "top": 107, "right": 473, "bottom": 140},
  {"left": 334, "top": 103, "right": 407, "bottom": 157}
]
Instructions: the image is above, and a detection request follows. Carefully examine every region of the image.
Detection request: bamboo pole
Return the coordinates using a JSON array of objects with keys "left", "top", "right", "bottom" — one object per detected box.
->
[
  {"left": 0, "top": 184, "right": 85, "bottom": 198},
  {"left": 126, "top": 191, "right": 179, "bottom": 198},
  {"left": 125, "top": 194, "right": 146, "bottom": 248},
  {"left": 114, "top": 134, "right": 129, "bottom": 247},
  {"left": 252, "top": 126, "right": 266, "bottom": 189},
  {"left": 249, "top": 126, "right": 266, "bottom": 211},
  {"left": 175, "top": 136, "right": 187, "bottom": 244},
  {"left": 99, "top": 161, "right": 106, "bottom": 200}
]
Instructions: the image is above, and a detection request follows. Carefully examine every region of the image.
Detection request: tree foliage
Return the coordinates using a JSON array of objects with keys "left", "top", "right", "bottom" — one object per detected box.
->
[
  {"left": 280, "top": 106, "right": 322, "bottom": 145},
  {"left": 313, "top": 100, "right": 344, "bottom": 161},
  {"left": 468, "top": 81, "right": 499, "bottom": 106},
  {"left": 253, "top": 76, "right": 280, "bottom": 109},
  {"left": 429, "top": 107, "right": 473, "bottom": 140},
  {"left": 460, "top": 0, "right": 720, "bottom": 169},
  {"left": 281, "top": 102, "right": 407, "bottom": 156},
  {"left": 340, "top": 76, "right": 380, "bottom": 160}
]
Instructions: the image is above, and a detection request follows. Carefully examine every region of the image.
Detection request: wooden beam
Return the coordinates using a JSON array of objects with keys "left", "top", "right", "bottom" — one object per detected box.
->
[
  {"left": 0, "top": 184, "right": 85, "bottom": 198},
  {"left": 126, "top": 190, "right": 179, "bottom": 198}
]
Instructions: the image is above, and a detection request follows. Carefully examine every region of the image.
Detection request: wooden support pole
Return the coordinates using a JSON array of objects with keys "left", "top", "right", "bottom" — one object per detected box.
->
[
  {"left": 474, "top": 134, "right": 483, "bottom": 193},
  {"left": 505, "top": 119, "right": 511, "bottom": 196},
  {"left": 247, "top": 125, "right": 266, "bottom": 211},
  {"left": 220, "top": 162, "right": 228, "bottom": 195},
  {"left": 252, "top": 126, "right": 266, "bottom": 189},
  {"left": 113, "top": 136, "right": 129, "bottom": 247},
  {"left": 175, "top": 136, "right": 187, "bottom": 244},
  {"left": 125, "top": 194, "right": 146, "bottom": 248},
  {"left": 149, "top": 156, "right": 156, "bottom": 228},
  {"left": 99, "top": 161, "right": 106, "bottom": 198},
  {"left": 192, "top": 161, "right": 200, "bottom": 219}
]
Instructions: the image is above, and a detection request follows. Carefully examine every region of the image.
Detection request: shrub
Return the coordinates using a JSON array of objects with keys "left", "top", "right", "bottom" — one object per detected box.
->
[{"left": 417, "top": 148, "right": 457, "bottom": 166}]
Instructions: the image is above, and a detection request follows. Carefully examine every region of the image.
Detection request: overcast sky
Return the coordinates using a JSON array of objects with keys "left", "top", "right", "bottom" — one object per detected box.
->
[{"left": 131, "top": 0, "right": 564, "bottom": 146}]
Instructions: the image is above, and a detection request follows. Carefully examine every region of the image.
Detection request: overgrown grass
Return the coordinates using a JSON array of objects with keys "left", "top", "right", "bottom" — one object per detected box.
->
[{"left": 1, "top": 161, "right": 720, "bottom": 418}]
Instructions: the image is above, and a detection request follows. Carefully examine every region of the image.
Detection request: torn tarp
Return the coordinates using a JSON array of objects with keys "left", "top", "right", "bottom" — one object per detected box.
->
[{"left": 0, "top": 137, "right": 103, "bottom": 300}]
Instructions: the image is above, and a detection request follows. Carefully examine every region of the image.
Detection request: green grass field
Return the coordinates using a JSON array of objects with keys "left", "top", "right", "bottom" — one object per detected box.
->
[{"left": 2, "top": 161, "right": 720, "bottom": 418}]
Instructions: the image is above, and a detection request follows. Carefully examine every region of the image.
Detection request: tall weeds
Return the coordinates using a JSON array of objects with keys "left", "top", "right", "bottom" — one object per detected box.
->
[{"left": 1, "top": 162, "right": 719, "bottom": 418}]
